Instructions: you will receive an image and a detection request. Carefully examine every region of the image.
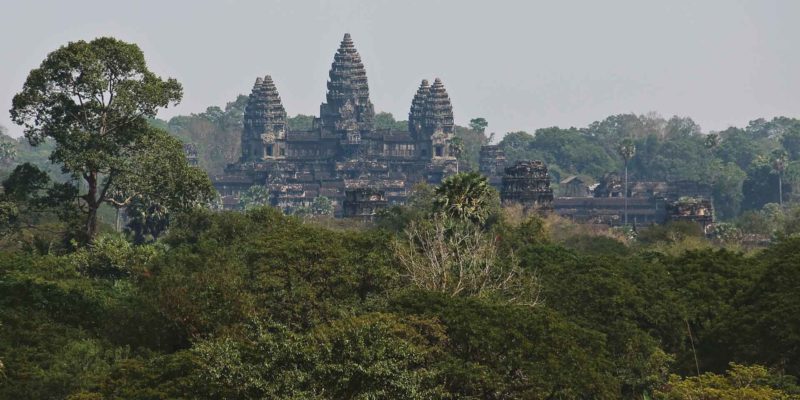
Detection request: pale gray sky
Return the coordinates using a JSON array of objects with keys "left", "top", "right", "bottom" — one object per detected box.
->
[{"left": 2, "top": 0, "right": 798, "bottom": 138}]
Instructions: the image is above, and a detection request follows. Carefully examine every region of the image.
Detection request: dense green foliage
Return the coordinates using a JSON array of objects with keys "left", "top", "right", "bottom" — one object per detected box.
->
[
  {"left": 3, "top": 37, "right": 800, "bottom": 399},
  {"left": 497, "top": 114, "right": 800, "bottom": 221},
  {"left": 9, "top": 37, "right": 191, "bottom": 241},
  {"left": 2, "top": 195, "right": 800, "bottom": 398}
]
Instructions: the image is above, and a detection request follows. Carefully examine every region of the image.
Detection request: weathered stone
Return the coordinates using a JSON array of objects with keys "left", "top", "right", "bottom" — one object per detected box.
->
[
  {"left": 667, "top": 197, "right": 714, "bottom": 229},
  {"left": 479, "top": 145, "right": 506, "bottom": 189},
  {"left": 593, "top": 172, "right": 624, "bottom": 198},
  {"left": 213, "top": 33, "right": 458, "bottom": 215},
  {"left": 343, "top": 187, "right": 388, "bottom": 220},
  {"left": 242, "top": 75, "right": 287, "bottom": 161},
  {"left": 408, "top": 79, "right": 430, "bottom": 140},
  {"left": 500, "top": 160, "right": 554, "bottom": 211}
]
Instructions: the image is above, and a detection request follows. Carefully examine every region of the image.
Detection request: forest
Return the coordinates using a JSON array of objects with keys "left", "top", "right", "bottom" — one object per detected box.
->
[{"left": 1, "top": 37, "right": 800, "bottom": 399}]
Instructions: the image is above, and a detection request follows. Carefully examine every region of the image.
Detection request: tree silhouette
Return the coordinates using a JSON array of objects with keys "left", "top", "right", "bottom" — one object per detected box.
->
[
  {"left": 771, "top": 149, "right": 788, "bottom": 206},
  {"left": 617, "top": 139, "right": 636, "bottom": 225}
]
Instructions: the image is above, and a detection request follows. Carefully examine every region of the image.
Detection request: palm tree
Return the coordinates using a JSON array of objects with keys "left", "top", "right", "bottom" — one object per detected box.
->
[
  {"left": 433, "top": 172, "right": 495, "bottom": 225},
  {"left": 617, "top": 139, "right": 636, "bottom": 225},
  {"left": 771, "top": 149, "right": 788, "bottom": 207}
]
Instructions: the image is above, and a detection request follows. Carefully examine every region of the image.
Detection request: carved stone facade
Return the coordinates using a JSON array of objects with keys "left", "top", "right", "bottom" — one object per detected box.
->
[
  {"left": 667, "top": 197, "right": 714, "bottom": 229},
  {"left": 343, "top": 188, "right": 388, "bottom": 220},
  {"left": 241, "top": 75, "right": 288, "bottom": 162},
  {"left": 213, "top": 33, "right": 457, "bottom": 214},
  {"left": 500, "top": 161, "right": 554, "bottom": 210},
  {"left": 593, "top": 172, "right": 624, "bottom": 198},
  {"left": 479, "top": 145, "right": 506, "bottom": 190},
  {"left": 552, "top": 177, "right": 715, "bottom": 227}
]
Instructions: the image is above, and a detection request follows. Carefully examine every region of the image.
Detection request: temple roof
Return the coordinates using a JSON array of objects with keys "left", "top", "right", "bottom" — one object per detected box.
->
[
  {"left": 244, "top": 75, "right": 287, "bottom": 134},
  {"left": 326, "top": 33, "right": 371, "bottom": 106},
  {"left": 409, "top": 79, "right": 430, "bottom": 136},
  {"left": 423, "top": 78, "right": 454, "bottom": 134}
]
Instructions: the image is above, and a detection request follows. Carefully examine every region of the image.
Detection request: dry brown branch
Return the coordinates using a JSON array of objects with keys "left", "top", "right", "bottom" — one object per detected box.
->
[{"left": 394, "top": 214, "right": 541, "bottom": 306}]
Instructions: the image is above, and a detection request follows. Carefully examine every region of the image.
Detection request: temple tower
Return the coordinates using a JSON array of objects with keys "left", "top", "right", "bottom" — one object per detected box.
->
[
  {"left": 241, "top": 75, "right": 287, "bottom": 161},
  {"left": 420, "top": 78, "right": 455, "bottom": 161},
  {"left": 479, "top": 145, "right": 507, "bottom": 189},
  {"left": 500, "top": 161, "right": 554, "bottom": 211},
  {"left": 320, "top": 33, "right": 375, "bottom": 160},
  {"left": 409, "top": 79, "right": 430, "bottom": 140}
]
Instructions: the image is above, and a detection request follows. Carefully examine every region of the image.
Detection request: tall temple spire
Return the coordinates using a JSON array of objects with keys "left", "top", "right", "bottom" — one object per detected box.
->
[
  {"left": 326, "top": 33, "right": 370, "bottom": 106},
  {"left": 261, "top": 75, "right": 286, "bottom": 123},
  {"left": 409, "top": 79, "right": 430, "bottom": 138},
  {"left": 423, "top": 78, "right": 454, "bottom": 135},
  {"left": 241, "top": 75, "right": 287, "bottom": 161},
  {"left": 321, "top": 33, "right": 376, "bottom": 159},
  {"left": 418, "top": 78, "right": 455, "bottom": 160}
]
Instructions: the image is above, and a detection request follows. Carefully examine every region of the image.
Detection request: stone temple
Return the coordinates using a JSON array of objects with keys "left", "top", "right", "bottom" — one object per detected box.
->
[{"left": 214, "top": 33, "right": 458, "bottom": 216}]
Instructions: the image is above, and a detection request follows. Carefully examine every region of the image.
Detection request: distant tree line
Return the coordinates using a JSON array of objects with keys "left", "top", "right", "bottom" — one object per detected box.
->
[{"left": 3, "top": 37, "right": 800, "bottom": 400}]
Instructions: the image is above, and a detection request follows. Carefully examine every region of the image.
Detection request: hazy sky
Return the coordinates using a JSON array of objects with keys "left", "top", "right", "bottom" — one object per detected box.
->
[{"left": 2, "top": 0, "right": 798, "bottom": 138}]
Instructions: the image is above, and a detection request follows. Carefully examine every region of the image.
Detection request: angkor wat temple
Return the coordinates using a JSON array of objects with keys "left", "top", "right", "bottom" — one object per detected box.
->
[
  {"left": 213, "top": 33, "right": 457, "bottom": 216},
  {"left": 210, "top": 32, "right": 714, "bottom": 226},
  {"left": 479, "top": 145, "right": 714, "bottom": 228}
]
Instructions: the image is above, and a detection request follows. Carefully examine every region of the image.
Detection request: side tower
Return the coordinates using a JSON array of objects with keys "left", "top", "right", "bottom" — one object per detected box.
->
[
  {"left": 479, "top": 145, "right": 507, "bottom": 189},
  {"left": 409, "top": 79, "right": 430, "bottom": 157},
  {"left": 320, "top": 33, "right": 375, "bottom": 160},
  {"left": 420, "top": 78, "right": 455, "bottom": 161},
  {"left": 241, "top": 75, "right": 287, "bottom": 161},
  {"left": 500, "top": 161, "right": 554, "bottom": 211}
]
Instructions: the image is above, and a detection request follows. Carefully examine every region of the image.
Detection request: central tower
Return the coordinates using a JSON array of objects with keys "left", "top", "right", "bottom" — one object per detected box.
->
[{"left": 319, "top": 33, "right": 375, "bottom": 160}]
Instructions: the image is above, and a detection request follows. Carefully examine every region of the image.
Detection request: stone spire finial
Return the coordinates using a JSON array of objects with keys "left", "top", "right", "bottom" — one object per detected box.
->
[
  {"left": 261, "top": 75, "right": 285, "bottom": 115},
  {"left": 423, "top": 77, "right": 454, "bottom": 135},
  {"left": 241, "top": 74, "right": 288, "bottom": 161},
  {"left": 322, "top": 33, "right": 375, "bottom": 136},
  {"left": 409, "top": 79, "right": 431, "bottom": 137},
  {"left": 341, "top": 33, "right": 354, "bottom": 48}
]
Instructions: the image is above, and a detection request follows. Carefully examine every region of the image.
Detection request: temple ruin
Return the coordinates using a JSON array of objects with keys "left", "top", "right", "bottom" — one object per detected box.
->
[
  {"left": 343, "top": 188, "right": 389, "bottom": 220},
  {"left": 213, "top": 33, "right": 457, "bottom": 214},
  {"left": 499, "top": 161, "right": 554, "bottom": 211},
  {"left": 552, "top": 172, "right": 715, "bottom": 227}
]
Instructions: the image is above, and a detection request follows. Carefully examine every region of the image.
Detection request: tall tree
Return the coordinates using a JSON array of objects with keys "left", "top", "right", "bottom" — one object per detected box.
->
[
  {"left": 704, "top": 133, "right": 719, "bottom": 152},
  {"left": 109, "top": 128, "right": 214, "bottom": 236},
  {"left": 771, "top": 149, "right": 788, "bottom": 207},
  {"left": 469, "top": 118, "right": 488, "bottom": 134},
  {"left": 780, "top": 127, "right": 800, "bottom": 159},
  {"left": 450, "top": 136, "right": 464, "bottom": 173},
  {"left": 617, "top": 139, "right": 636, "bottom": 225},
  {"left": 10, "top": 37, "right": 183, "bottom": 241}
]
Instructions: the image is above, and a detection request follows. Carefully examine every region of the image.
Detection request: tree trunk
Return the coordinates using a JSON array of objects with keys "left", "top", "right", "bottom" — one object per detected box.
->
[
  {"left": 85, "top": 172, "right": 99, "bottom": 241},
  {"left": 624, "top": 163, "right": 629, "bottom": 225},
  {"left": 779, "top": 173, "right": 783, "bottom": 207}
]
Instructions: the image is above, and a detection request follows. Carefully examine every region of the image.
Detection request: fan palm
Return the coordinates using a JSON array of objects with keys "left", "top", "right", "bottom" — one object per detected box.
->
[
  {"left": 771, "top": 149, "right": 788, "bottom": 206},
  {"left": 433, "top": 172, "right": 495, "bottom": 225},
  {"left": 617, "top": 139, "right": 636, "bottom": 225}
]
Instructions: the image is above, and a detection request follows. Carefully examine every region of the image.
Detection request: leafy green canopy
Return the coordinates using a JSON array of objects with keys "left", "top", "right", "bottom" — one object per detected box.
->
[{"left": 10, "top": 37, "right": 185, "bottom": 240}]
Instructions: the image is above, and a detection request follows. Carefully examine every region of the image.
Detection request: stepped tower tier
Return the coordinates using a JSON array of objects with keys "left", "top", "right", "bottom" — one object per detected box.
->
[
  {"left": 419, "top": 78, "right": 455, "bottom": 160},
  {"left": 500, "top": 160, "right": 554, "bottom": 212},
  {"left": 216, "top": 33, "right": 460, "bottom": 214},
  {"left": 241, "top": 75, "right": 288, "bottom": 161},
  {"left": 319, "top": 33, "right": 375, "bottom": 160},
  {"left": 408, "top": 79, "right": 430, "bottom": 139}
]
